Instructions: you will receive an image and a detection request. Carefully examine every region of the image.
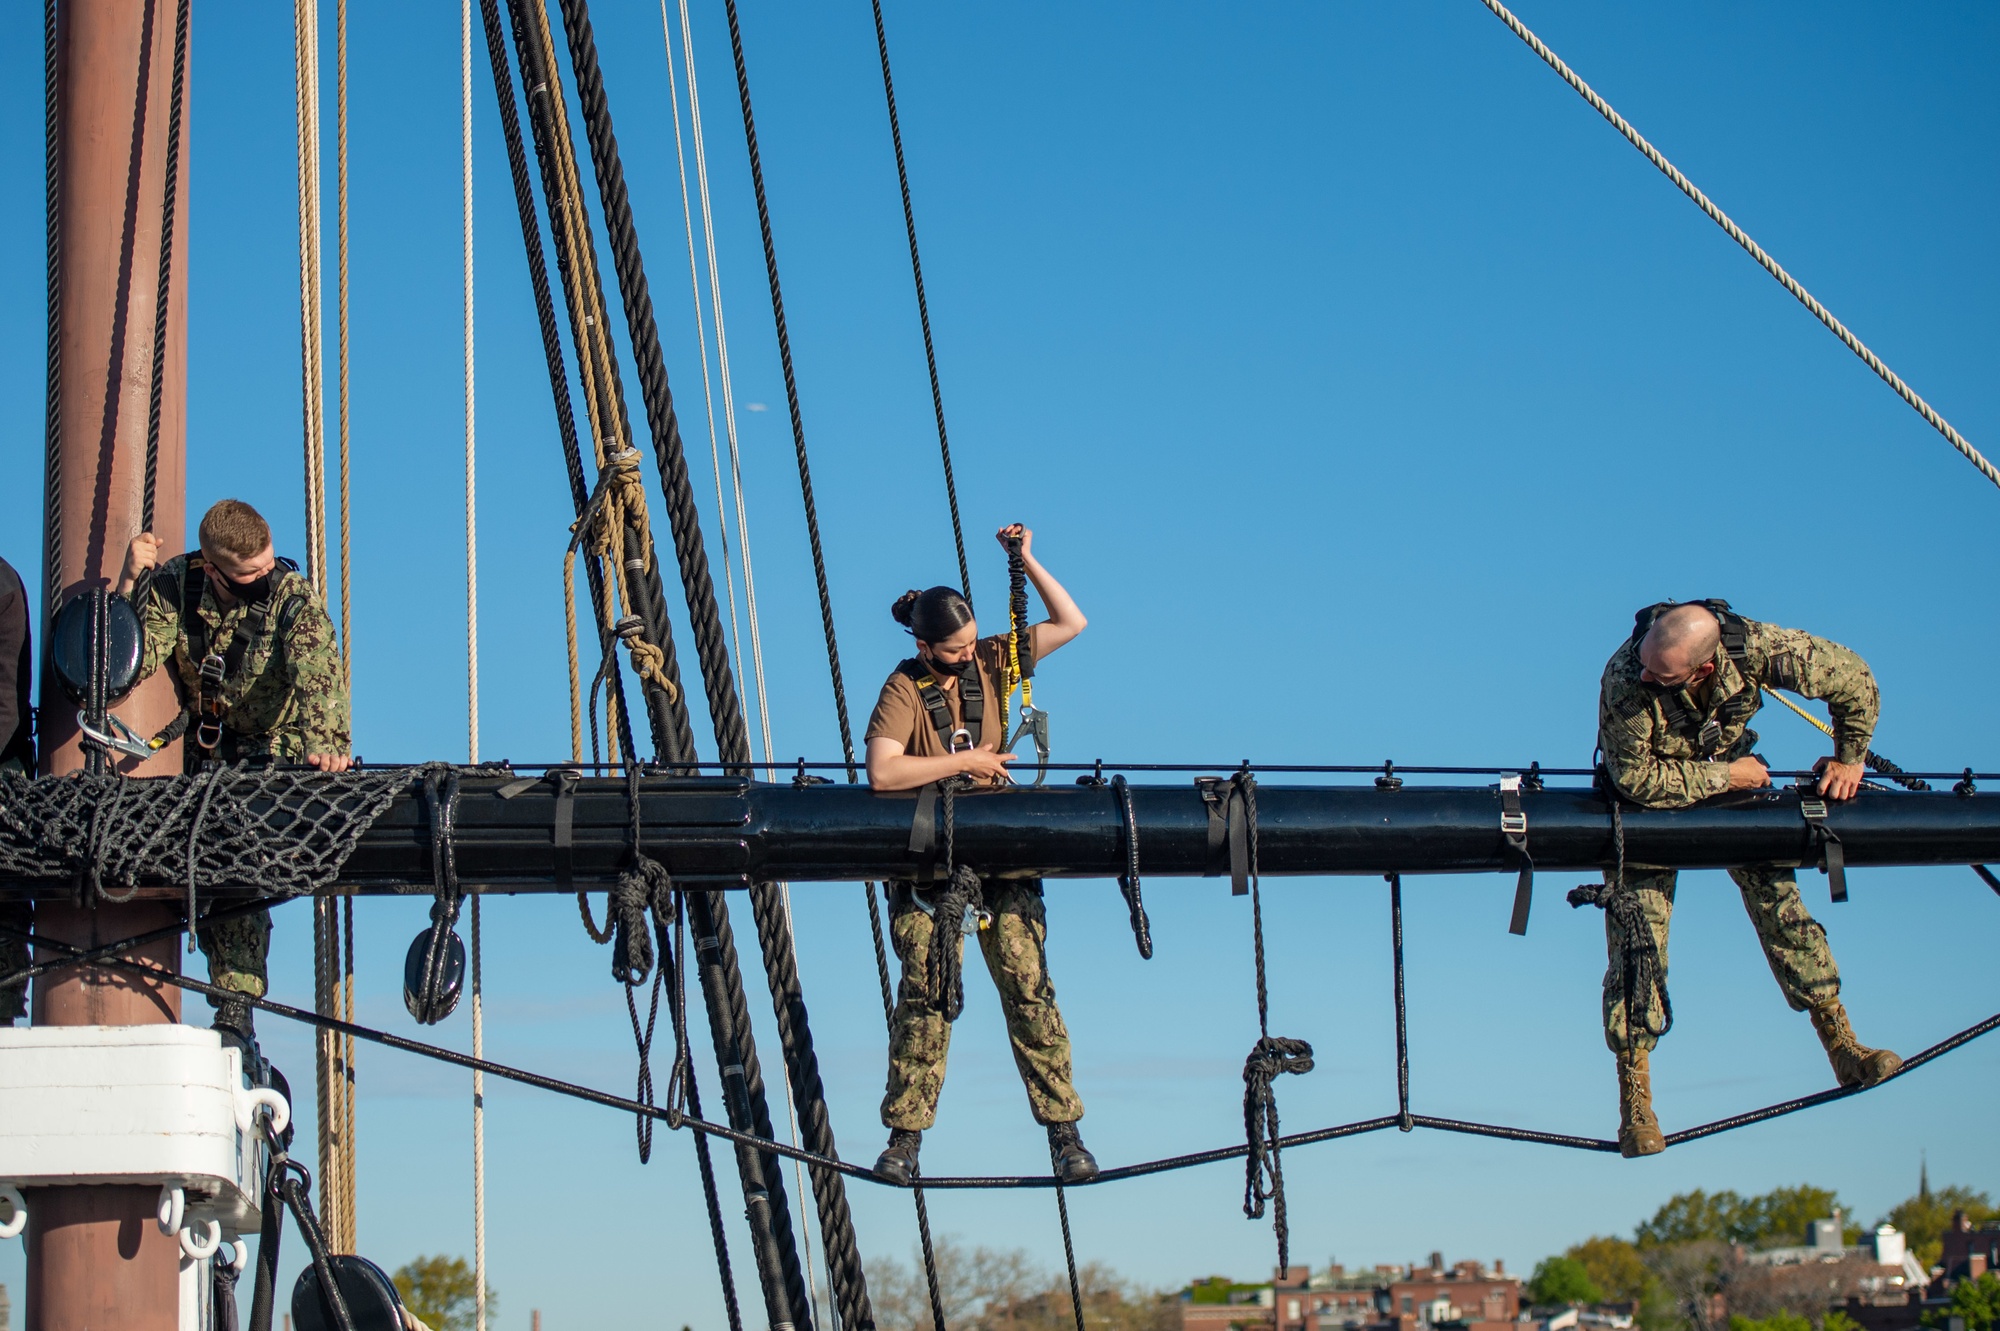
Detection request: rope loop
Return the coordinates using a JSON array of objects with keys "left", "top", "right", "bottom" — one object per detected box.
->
[
  {"left": 923, "top": 865, "right": 985, "bottom": 1022},
  {"left": 1241, "top": 1032, "right": 1314, "bottom": 1267}
]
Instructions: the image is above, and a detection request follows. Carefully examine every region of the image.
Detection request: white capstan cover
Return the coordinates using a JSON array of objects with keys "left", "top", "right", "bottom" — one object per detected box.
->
[{"left": 0, "top": 1024, "right": 272, "bottom": 1233}]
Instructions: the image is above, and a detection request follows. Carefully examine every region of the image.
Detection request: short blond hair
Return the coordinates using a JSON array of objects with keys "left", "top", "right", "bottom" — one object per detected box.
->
[{"left": 198, "top": 499, "right": 272, "bottom": 559}]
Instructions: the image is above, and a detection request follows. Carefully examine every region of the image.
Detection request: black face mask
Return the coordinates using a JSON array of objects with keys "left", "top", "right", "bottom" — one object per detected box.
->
[
  {"left": 922, "top": 651, "right": 971, "bottom": 680},
  {"left": 1639, "top": 677, "right": 1674, "bottom": 696},
  {"left": 213, "top": 569, "right": 271, "bottom": 604}
]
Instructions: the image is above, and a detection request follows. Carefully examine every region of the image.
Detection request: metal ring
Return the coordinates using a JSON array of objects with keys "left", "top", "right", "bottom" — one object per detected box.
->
[
  {"left": 238, "top": 1085, "right": 292, "bottom": 1135},
  {"left": 0, "top": 1185, "right": 26, "bottom": 1240},
  {"left": 156, "top": 1184, "right": 185, "bottom": 1236},
  {"left": 179, "top": 1218, "right": 223, "bottom": 1261}
]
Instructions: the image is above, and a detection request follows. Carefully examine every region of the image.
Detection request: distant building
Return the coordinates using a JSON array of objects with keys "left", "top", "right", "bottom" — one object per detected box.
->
[{"left": 1185, "top": 1255, "right": 1522, "bottom": 1331}]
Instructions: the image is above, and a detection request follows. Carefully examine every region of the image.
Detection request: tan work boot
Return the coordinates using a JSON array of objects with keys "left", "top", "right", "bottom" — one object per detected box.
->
[
  {"left": 1809, "top": 998, "right": 1902, "bottom": 1088},
  {"left": 1617, "top": 1048, "right": 1665, "bottom": 1158}
]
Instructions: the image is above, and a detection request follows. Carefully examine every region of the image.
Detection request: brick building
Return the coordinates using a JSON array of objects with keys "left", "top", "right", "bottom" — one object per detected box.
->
[{"left": 1186, "top": 1256, "right": 1523, "bottom": 1331}]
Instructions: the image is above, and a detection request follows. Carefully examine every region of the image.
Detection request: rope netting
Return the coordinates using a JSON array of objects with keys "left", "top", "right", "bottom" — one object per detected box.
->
[{"left": 0, "top": 765, "right": 421, "bottom": 903}]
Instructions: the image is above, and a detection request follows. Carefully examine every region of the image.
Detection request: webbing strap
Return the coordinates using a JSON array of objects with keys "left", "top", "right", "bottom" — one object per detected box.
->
[
  {"left": 1502, "top": 774, "right": 1534, "bottom": 935},
  {"left": 907, "top": 783, "right": 942, "bottom": 882},
  {"left": 552, "top": 767, "right": 581, "bottom": 893},
  {"left": 1799, "top": 796, "right": 1848, "bottom": 903},
  {"left": 1194, "top": 775, "right": 1252, "bottom": 895}
]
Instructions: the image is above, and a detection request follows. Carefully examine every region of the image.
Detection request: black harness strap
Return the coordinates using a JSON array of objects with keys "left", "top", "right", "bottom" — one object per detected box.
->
[
  {"left": 1799, "top": 795, "right": 1848, "bottom": 903},
  {"left": 1502, "top": 774, "right": 1535, "bottom": 935},
  {"left": 898, "top": 656, "right": 984, "bottom": 753},
  {"left": 170, "top": 555, "right": 307, "bottom": 759}
]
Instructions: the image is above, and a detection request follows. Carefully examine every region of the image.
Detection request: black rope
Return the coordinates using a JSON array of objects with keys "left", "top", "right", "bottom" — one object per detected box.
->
[
  {"left": 140, "top": 0, "right": 189, "bottom": 537},
  {"left": 265, "top": 1144, "right": 359, "bottom": 1331},
  {"left": 478, "top": 0, "right": 640, "bottom": 763},
  {"left": 1052, "top": 1157, "right": 1086, "bottom": 1331},
  {"left": 1235, "top": 771, "right": 1312, "bottom": 1271},
  {"left": 42, "top": 0, "right": 63, "bottom": 636},
  {"left": 1566, "top": 789, "right": 1672, "bottom": 1043},
  {"left": 1110, "top": 774, "right": 1151, "bottom": 958},
  {"left": 1389, "top": 873, "right": 1411, "bottom": 1132},
  {"left": 409, "top": 769, "right": 466, "bottom": 1025},
  {"left": 868, "top": 0, "right": 971, "bottom": 601},
  {"left": 27, "top": 935, "right": 1995, "bottom": 1185}
]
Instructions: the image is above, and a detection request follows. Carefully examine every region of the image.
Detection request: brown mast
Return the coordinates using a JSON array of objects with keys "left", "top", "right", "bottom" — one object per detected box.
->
[{"left": 30, "top": 0, "right": 192, "bottom": 1324}]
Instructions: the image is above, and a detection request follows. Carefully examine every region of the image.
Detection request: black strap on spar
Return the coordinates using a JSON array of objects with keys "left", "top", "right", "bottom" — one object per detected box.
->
[
  {"left": 1501, "top": 773, "right": 1535, "bottom": 935},
  {"left": 1798, "top": 792, "right": 1848, "bottom": 904},
  {"left": 1196, "top": 771, "right": 1256, "bottom": 896}
]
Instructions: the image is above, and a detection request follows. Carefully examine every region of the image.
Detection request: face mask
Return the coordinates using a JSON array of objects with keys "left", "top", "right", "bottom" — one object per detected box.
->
[
  {"left": 213, "top": 569, "right": 271, "bottom": 604},
  {"left": 922, "top": 651, "right": 971, "bottom": 679},
  {"left": 1639, "top": 677, "right": 1674, "bottom": 696}
]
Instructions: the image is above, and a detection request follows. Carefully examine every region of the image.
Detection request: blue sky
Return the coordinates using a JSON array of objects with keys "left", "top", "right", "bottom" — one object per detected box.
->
[{"left": 1, "top": 0, "right": 1997, "bottom": 1326}]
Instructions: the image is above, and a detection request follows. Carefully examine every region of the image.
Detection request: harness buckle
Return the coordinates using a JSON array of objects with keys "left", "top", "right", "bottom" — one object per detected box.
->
[
  {"left": 948, "top": 727, "right": 972, "bottom": 753},
  {"left": 1799, "top": 797, "right": 1829, "bottom": 823},
  {"left": 1500, "top": 810, "right": 1528, "bottom": 836},
  {"left": 1697, "top": 719, "right": 1723, "bottom": 754},
  {"left": 199, "top": 653, "right": 227, "bottom": 690}
]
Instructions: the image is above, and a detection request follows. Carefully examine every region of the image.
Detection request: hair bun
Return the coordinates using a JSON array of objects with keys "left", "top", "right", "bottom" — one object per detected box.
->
[{"left": 890, "top": 590, "right": 922, "bottom": 627}]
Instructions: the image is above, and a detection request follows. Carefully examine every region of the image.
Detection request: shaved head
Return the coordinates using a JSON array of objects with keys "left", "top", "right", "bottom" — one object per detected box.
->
[{"left": 1639, "top": 604, "right": 1721, "bottom": 683}]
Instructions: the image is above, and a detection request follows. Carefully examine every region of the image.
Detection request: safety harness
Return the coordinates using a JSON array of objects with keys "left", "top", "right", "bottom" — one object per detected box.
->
[
  {"left": 898, "top": 654, "right": 985, "bottom": 754},
  {"left": 1629, "top": 598, "right": 1763, "bottom": 757},
  {"left": 153, "top": 554, "right": 308, "bottom": 761}
]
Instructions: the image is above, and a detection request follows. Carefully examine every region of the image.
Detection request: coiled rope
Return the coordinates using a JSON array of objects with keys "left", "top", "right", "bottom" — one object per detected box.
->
[{"left": 1474, "top": 0, "right": 1999, "bottom": 494}]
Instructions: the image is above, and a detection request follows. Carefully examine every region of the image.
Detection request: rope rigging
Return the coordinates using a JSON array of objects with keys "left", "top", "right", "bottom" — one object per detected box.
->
[
  {"left": 13, "top": 905, "right": 1992, "bottom": 1190},
  {"left": 869, "top": 0, "right": 972, "bottom": 600},
  {"left": 491, "top": 3, "right": 853, "bottom": 1322},
  {"left": 1473, "top": 0, "right": 1999, "bottom": 494}
]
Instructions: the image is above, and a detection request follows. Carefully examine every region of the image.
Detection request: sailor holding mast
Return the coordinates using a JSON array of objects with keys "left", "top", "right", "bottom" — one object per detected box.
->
[{"left": 117, "top": 498, "right": 352, "bottom": 1057}]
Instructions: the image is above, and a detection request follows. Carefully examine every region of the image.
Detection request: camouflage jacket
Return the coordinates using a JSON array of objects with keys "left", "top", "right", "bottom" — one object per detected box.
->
[
  {"left": 135, "top": 553, "right": 351, "bottom": 759},
  {"left": 1598, "top": 617, "right": 1878, "bottom": 809}
]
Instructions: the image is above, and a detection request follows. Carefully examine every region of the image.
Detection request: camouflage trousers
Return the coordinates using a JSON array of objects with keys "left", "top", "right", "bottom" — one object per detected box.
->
[
  {"left": 199, "top": 907, "right": 272, "bottom": 1001},
  {"left": 1603, "top": 864, "right": 1840, "bottom": 1055},
  {"left": 0, "top": 899, "right": 28, "bottom": 1022},
  {"left": 881, "top": 878, "right": 1084, "bottom": 1131}
]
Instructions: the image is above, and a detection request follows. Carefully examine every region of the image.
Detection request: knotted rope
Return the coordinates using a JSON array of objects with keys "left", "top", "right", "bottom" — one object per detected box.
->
[
  {"left": 1566, "top": 787, "right": 1672, "bottom": 1042},
  {"left": 1233, "top": 770, "right": 1312, "bottom": 1270},
  {"left": 923, "top": 775, "right": 983, "bottom": 1021}
]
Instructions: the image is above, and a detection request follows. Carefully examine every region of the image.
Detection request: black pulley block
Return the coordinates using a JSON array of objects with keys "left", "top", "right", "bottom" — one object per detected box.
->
[
  {"left": 402, "top": 923, "right": 466, "bottom": 1025},
  {"left": 292, "top": 1253, "right": 407, "bottom": 1331},
  {"left": 50, "top": 589, "right": 144, "bottom": 706}
]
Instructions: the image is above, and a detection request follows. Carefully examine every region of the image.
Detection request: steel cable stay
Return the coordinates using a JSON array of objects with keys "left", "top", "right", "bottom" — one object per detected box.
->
[{"left": 7, "top": 918, "right": 1993, "bottom": 1190}]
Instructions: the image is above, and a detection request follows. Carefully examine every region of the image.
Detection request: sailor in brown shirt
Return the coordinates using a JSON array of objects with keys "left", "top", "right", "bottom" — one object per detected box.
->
[{"left": 863, "top": 523, "right": 1093, "bottom": 1184}]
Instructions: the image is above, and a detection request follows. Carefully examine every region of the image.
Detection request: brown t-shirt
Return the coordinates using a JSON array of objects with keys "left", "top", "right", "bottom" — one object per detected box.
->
[{"left": 865, "top": 632, "right": 1036, "bottom": 784}]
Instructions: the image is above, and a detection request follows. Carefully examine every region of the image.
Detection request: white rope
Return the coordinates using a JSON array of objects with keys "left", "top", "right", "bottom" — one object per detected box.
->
[
  {"left": 656, "top": 8, "right": 823, "bottom": 1327},
  {"left": 462, "top": 2, "right": 485, "bottom": 1327},
  {"left": 1474, "top": 0, "right": 1999, "bottom": 494},
  {"left": 295, "top": 0, "right": 329, "bottom": 595}
]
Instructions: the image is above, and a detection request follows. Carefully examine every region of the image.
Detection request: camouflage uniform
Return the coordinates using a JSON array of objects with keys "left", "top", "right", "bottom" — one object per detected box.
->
[
  {"left": 881, "top": 878, "right": 1084, "bottom": 1130},
  {"left": 0, "top": 756, "right": 28, "bottom": 1022},
  {"left": 135, "top": 553, "right": 350, "bottom": 998},
  {"left": 1596, "top": 616, "right": 1879, "bottom": 1053}
]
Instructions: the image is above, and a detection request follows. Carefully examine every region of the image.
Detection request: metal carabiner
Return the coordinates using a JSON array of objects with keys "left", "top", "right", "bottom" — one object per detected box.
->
[
  {"left": 77, "top": 710, "right": 157, "bottom": 761},
  {"left": 948, "top": 727, "right": 973, "bottom": 754},
  {"left": 1006, "top": 704, "right": 1051, "bottom": 788}
]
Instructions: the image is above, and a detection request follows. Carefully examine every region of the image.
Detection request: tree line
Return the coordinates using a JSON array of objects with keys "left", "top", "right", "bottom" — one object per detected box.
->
[{"left": 1526, "top": 1181, "right": 1998, "bottom": 1331}]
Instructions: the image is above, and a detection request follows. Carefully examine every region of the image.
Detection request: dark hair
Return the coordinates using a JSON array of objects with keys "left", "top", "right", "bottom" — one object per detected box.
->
[{"left": 891, "top": 586, "right": 974, "bottom": 643}]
